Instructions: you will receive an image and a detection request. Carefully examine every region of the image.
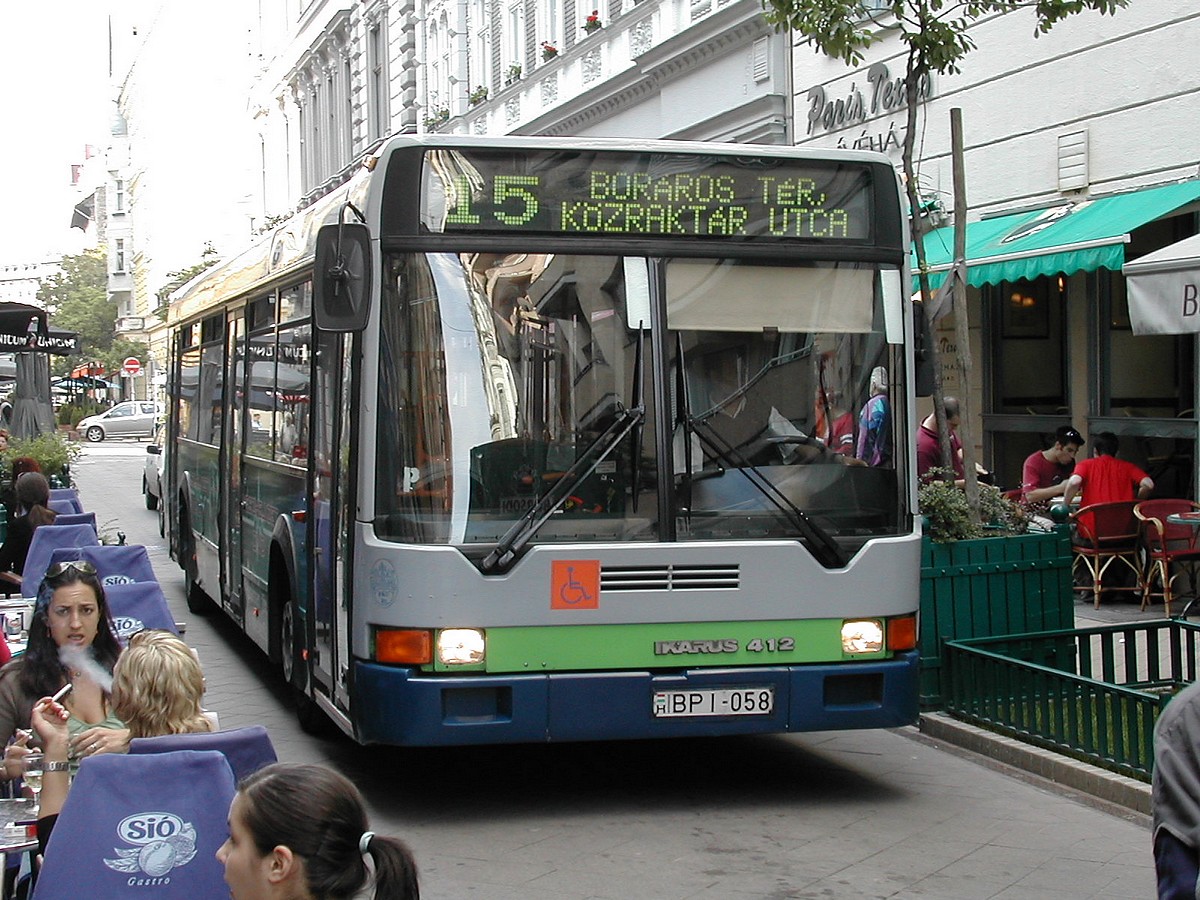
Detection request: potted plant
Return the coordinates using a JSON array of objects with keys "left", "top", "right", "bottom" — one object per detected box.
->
[
  {"left": 0, "top": 431, "right": 82, "bottom": 488},
  {"left": 505, "top": 62, "right": 522, "bottom": 85},
  {"left": 582, "top": 10, "right": 602, "bottom": 34},
  {"left": 916, "top": 469, "right": 1073, "bottom": 708},
  {"left": 422, "top": 108, "right": 451, "bottom": 129},
  {"left": 468, "top": 85, "right": 489, "bottom": 106},
  {"left": 541, "top": 41, "right": 558, "bottom": 62}
]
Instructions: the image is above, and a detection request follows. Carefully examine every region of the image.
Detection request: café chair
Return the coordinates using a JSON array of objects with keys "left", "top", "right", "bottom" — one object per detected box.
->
[
  {"left": 33, "top": 749, "right": 235, "bottom": 900},
  {"left": 104, "top": 581, "right": 180, "bottom": 641},
  {"left": 20, "top": 524, "right": 100, "bottom": 600},
  {"left": 1069, "top": 500, "right": 1144, "bottom": 609},
  {"left": 1134, "top": 499, "right": 1200, "bottom": 616},
  {"left": 47, "top": 488, "right": 81, "bottom": 507},
  {"left": 47, "top": 498, "right": 84, "bottom": 516},
  {"left": 46, "top": 544, "right": 157, "bottom": 587},
  {"left": 129, "top": 725, "right": 278, "bottom": 784},
  {"left": 49, "top": 511, "right": 97, "bottom": 532}
]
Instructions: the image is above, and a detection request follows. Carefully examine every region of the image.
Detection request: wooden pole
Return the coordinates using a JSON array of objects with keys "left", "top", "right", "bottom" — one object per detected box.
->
[{"left": 951, "top": 107, "right": 980, "bottom": 520}]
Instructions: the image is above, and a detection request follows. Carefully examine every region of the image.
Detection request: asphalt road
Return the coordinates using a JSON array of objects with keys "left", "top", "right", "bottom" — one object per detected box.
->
[{"left": 75, "top": 441, "right": 1156, "bottom": 899}]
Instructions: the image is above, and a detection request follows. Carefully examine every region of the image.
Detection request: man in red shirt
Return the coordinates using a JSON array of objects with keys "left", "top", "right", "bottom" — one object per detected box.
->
[
  {"left": 916, "top": 398, "right": 963, "bottom": 483},
  {"left": 1062, "top": 431, "right": 1153, "bottom": 506},
  {"left": 1021, "top": 426, "right": 1084, "bottom": 507}
]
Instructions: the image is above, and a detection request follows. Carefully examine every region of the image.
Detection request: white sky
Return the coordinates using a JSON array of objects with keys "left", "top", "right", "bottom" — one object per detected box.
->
[{"left": 0, "top": 3, "right": 115, "bottom": 265}]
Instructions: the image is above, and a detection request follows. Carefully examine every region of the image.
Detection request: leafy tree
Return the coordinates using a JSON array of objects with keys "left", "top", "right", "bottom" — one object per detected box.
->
[
  {"left": 36, "top": 250, "right": 114, "bottom": 377},
  {"left": 759, "top": 0, "right": 1128, "bottom": 516},
  {"left": 34, "top": 249, "right": 150, "bottom": 377}
]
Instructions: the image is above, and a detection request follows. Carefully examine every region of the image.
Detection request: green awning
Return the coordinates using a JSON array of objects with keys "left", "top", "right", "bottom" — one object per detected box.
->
[{"left": 919, "top": 179, "right": 1200, "bottom": 289}]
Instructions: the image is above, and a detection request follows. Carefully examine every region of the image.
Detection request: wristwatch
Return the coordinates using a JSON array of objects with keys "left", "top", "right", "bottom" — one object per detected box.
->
[{"left": 44, "top": 760, "right": 70, "bottom": 772}]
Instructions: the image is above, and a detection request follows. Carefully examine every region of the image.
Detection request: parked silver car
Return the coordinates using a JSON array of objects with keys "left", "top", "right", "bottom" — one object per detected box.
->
[{"left": 78, "top": 401, "right": 161, "bottom": 442}]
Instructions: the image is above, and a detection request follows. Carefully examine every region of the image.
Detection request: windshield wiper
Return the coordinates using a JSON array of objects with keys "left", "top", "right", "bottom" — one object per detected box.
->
[
  {"left": 482, "top": 331, "right": 647, "bottom": 573},
  {"left": 688, "top": 419, "right": 848, "bottom": 569}
]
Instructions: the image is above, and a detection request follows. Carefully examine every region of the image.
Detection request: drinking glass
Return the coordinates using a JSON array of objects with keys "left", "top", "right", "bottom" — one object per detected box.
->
[{"left": 22, "top": 753, "right": 43, "bottom": 804}]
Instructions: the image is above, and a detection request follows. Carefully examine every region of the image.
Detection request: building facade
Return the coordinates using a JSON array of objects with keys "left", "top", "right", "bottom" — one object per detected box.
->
[
  {"left": 107, "top": 0, "right": 261, "bottom": 397},
  {"left": 788, "top": 2, "right": 1200, "bottom": 496},
  {"left": 244, "top": 0, "right": 792, "bottom": 222}
]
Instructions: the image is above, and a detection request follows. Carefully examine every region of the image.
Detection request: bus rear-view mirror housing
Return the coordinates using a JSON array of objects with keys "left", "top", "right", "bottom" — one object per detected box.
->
[{"left": 314, "top": 222, "right": 372, "bottom": 332}]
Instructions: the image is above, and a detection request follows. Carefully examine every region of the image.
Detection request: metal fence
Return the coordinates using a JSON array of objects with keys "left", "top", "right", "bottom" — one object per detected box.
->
[{"left": 944, "top": 619, "right": 1200, "bottom": 782}]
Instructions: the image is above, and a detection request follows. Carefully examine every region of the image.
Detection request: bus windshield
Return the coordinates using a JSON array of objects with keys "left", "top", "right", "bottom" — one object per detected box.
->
[{"left": 373, "top": 251, "right": 905, "bottom": 554}]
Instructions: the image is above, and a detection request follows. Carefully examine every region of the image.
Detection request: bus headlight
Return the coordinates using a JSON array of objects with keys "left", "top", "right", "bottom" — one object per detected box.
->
[
  {"left": 841, "top": 620, "right": 884, "bottom": 655},
  {"left": 438, "top": 629, "right": 486, "bottom": 665}
]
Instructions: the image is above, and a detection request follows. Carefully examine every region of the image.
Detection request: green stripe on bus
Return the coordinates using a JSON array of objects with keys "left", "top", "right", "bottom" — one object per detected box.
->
[{"left": 453, "top": 619, "right": 888, "bottom": 674}]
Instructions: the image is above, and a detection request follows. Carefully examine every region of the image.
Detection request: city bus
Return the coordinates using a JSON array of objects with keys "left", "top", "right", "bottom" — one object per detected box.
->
[{"left": 162, "top": 135, "right": 920, "bottom": 745}]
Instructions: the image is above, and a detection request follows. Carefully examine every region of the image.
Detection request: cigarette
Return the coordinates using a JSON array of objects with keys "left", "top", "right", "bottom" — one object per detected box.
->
[{"left": 50, "top": 684, "right": 73, "bottom": 704}]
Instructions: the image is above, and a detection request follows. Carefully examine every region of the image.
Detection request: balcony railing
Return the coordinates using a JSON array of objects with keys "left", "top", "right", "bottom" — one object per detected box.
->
[{"left": 436, "top": 0, "right": 740, "bottom": 134}]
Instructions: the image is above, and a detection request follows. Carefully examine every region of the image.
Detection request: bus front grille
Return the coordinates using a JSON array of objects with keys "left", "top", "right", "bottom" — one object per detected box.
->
[{"left": 600, "top": 564, "right": 740, "bottom": 592}]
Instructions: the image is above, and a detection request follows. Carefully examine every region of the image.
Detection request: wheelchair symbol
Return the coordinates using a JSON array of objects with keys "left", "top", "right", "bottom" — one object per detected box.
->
[
  {"left": 559, "top": 566, "right": 593, "bottom": 605},
  {"left": 551, "top": 560, "right": 599, "bottom": 609}
]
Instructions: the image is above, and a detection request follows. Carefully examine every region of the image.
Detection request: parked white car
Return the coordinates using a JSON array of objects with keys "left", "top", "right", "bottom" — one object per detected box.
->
[
  {"left": 143, "top": 434, "right": 163, "bottom": 510},
  {"left": 143, "top": 424, "right": 166, "bottom": 535},
  {"left": 78, "top": 401, "right": 161, "bottom": 442}
]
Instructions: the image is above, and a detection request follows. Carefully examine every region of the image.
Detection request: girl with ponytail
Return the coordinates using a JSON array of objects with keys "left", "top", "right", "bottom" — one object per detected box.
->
[{"left": 217, "top": 762, "right": 419, "bottom": 899}]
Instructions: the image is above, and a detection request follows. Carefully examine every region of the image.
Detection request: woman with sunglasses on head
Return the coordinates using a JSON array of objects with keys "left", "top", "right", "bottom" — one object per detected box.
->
[
  {"left": 218, "top": 763, "right": 420, "bottom": 900},
  {"left": 0, "top": 560, "right": 127, "bottom": 781}
]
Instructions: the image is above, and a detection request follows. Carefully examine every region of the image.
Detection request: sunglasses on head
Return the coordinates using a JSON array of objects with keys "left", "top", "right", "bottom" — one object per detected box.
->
[{"left": 45, "top": 560, "right": 97, "bottom": 578}]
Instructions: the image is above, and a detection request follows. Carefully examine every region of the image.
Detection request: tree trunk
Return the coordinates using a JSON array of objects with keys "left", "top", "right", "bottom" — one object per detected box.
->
[
  {"left": 951, "top": 108, "right": 981, "bottom": 520},
  {"left": 901, "top": 46, "right": 952, "bottom": 483}
]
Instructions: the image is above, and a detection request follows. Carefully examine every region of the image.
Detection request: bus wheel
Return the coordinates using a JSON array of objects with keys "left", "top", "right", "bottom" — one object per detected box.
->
[
  {"left": 278, "top": 599, "right": 328, "bottom": 734},
  {"left": 181, "top": 506, "right": 211, "bottom": 615}
]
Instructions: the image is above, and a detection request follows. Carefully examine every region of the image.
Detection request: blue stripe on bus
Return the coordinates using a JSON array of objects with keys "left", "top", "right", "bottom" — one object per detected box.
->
[{"left": 351, "top": 651, "right": 918, "bottom": 746}]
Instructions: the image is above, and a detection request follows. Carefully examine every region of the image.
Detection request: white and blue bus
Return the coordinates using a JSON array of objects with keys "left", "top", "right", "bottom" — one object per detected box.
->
[{"left": 164, "top": 135, "right": 920, "bottom": 745}]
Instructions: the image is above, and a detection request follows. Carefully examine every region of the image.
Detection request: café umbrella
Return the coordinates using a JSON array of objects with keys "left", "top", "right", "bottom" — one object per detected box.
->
[
  {"left": 0, "top": 302, "right": 82, "bottom": 439},
  {"left": 1124, "top": 233, "right": 1200, "bottom": 335}
]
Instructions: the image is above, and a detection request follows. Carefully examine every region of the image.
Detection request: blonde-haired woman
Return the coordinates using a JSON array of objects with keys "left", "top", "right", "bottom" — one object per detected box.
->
[
  {"left": 30, "top": 629, "right": 216, "bottom": 858},
  {"left": 111, "top": 629, "right": 214, "bottom": 738}
]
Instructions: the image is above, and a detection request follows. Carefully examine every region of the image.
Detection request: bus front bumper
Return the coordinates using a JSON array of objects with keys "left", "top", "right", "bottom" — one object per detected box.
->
[{"left": 351, "top": 650, "right": 919, "bottom": 746}]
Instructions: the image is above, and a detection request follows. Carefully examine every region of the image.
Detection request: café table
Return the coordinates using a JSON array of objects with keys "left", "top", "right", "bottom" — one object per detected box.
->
[
  {"left": 1160, "top": 512, "right": 1200, "bottom": 617},
  {"left": 0, "top": 797, "right": 38, "bottom": 900}
]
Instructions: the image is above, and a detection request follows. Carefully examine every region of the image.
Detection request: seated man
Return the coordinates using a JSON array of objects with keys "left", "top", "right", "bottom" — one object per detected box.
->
[
  {"left": 1020, "top": 426, "right": 1084, "bottom": 520},
  {"left": 916, "top": 398, "right": 963, "bottom": 483},
  {"left": 1062, "top": 431, "right": 1153, "bottom": 508}
]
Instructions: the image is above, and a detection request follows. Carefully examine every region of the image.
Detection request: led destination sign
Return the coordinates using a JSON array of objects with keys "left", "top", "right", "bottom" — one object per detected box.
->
[{"left": 420, "top": 149, "right": 874, "bottom": 241}]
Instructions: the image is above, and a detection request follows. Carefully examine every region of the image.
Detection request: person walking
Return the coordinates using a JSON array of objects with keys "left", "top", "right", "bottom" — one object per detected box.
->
[{"left": 1152, "top": 679, "right": 1200, "bottom": 898}]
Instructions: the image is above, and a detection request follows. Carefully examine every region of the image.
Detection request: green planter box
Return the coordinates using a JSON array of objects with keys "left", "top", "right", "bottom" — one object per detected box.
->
[{"left": 920, "top": 527, "right": 1073, "bottom": 709}]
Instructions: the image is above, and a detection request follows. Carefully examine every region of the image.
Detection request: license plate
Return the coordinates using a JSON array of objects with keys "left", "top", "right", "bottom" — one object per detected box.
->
[{"left": 652, "top": 687, "right": 774, "bottom": 718}]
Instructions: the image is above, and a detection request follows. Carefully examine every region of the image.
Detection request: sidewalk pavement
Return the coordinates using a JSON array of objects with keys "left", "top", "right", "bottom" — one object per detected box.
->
[{"left": 921, "top": 594, "right": 1169, "bottom": 820}]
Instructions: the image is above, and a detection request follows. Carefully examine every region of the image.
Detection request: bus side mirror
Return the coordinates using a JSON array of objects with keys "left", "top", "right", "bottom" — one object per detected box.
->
[{"left": 314, "top": 222, "right": 372, "bottom": 332}]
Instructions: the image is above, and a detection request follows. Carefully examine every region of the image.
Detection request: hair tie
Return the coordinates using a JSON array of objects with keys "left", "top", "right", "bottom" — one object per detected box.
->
[{"left": 358, "top": 831, "right": 375, "bottom": 856}]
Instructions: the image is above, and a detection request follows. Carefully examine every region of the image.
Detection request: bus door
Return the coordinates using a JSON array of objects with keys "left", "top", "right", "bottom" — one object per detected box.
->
[
  {"left": 222, "top": 314, "right": 245, "bottom": 620},
  {"left": 309, "top": 330, "right": 354, "bottom": 707}
]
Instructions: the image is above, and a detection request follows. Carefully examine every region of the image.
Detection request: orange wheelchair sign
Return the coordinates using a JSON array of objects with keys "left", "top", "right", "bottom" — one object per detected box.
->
[{"left": 551, "top": 560, "right": 600, "bottom": 609}]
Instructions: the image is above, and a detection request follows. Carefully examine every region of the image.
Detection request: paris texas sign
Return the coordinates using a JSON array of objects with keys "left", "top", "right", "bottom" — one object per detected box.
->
[{"left": 803, "top": 61, "right": 934, "bottom": 140}]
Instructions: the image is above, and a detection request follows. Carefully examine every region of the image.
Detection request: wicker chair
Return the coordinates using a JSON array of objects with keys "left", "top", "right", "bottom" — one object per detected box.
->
[
  {"left": 1070, "top": 501, "right": 1143, "bottom": 609},
  {"left": 1134, "top": 499, "right": 1200, "bottom": 616}
]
